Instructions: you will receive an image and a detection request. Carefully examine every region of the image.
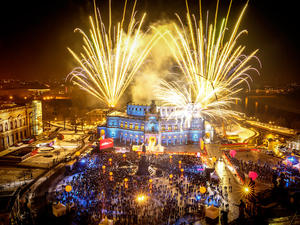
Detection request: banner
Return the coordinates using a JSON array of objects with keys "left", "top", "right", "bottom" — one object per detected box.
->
[{"left": 99, "top": 138, "right": 114, "bottom": 150}]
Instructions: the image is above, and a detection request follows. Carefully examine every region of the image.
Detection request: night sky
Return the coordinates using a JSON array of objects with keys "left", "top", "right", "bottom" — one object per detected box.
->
[{"left": 0, "top": 0, "right": 299, "bottom": 86}]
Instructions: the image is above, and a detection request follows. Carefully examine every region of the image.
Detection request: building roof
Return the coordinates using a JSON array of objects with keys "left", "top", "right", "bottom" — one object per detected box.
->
[
  {"left": 86, "top": 108, "right": 110, "bottom": 115},
  {"left": 107, "top": 111, "right": 128, "bottom": 117},
  {"left": 0, "top": 103, "right": 26, "bottom": 111}
]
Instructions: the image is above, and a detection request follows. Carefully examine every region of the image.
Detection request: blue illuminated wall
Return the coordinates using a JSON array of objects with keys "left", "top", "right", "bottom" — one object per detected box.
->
[
  {"left": 97, "top": 103, "right": 206, "bottom": 146},
  {"left": 126, "top": 104, "right": 150, "bottom": 117}
]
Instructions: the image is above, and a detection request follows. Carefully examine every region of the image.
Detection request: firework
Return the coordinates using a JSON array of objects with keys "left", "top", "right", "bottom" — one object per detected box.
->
[
  {"left": 155, "top": 0, "right": 260, "bottom": 124},
  {"left": 155, "top": 79, "right": 239, "bottom": 128},
  {"left": 68, "top": 0, "right": 159, "bottom": 108}
]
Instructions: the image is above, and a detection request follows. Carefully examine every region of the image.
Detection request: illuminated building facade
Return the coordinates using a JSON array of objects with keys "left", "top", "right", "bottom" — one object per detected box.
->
[
  {"left": 0, "top": 101, "right": 43, "bottom": 150},
  {"left": 98, "top": 101, "right": 213, "bottom": 147},
  {"left": 32, "top": 100, "right": 43, "bottom": 135}
]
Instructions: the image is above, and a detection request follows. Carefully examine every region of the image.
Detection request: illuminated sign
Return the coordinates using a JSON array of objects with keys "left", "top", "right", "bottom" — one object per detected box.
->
[{"left": 99, "top": 138, "right": 114, "bottom": 150}]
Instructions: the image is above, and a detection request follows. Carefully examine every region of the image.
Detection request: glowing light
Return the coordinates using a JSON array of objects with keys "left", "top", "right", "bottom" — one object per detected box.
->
[
  {"left": 68, "top": 0, "right": 160, "bottom": 108},
  {"left": 200, "top": 186, "right": 206, "bottom": 194},
  {"left": 241, "top": 184, "right": 254, "bottom": 198},
  {"left": 244, "top": 187, "right": 249, "bottom": 193},
  {"left": 136, "top": 194, "right": 147, "bottom": 203},
  {"left": 169, "top": 174, "right": 173, "bottom": 179},
  {"left": 229, "top": 150, "right": 237, "bottom": 158},
  {"left": 65, "top": 185, "right": 72, "bottom": 192},
  {"left": 154, "top": 0, "right": 260, "bottom": 125}
]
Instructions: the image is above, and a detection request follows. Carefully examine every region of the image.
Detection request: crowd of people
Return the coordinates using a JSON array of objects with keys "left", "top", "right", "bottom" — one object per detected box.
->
[
  {"left": 50, "top": 152, "right": 232, "bottom": 225},
  {"left": 225, "top": 151, "right": 300, "bottom": 189}
]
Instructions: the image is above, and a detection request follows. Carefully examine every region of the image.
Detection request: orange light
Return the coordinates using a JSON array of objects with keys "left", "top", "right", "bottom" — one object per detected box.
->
[
  {"left": 180, "top": 168, "right": 184, "bottom": 172},
  {"left": 108, "top": 158, "right": 112, "bottom": 162},
  {"left": 102, "top": 165, "right": 106, "bottom": 169},
  {"left": 136, "top": 194, "right": 147, "bottom": 203},
  {"left": 178, "top": 160, "right": 182, "bottom": 164},
  {"left": 149, "top": 179, "right": 153, "bottom": 183},
  {"left": 169, "top": 174, "right": 173, "bottom": 179},
  {"left": 200, "top": 186, "right": 206, "bottom": 194},
  {"left": 65, "top": 185, "right": 72, "bottom": 192},
  {"left": 109, "top": 172, "right": 113, "bottom": 176},
  {"left": 124, "top": 178, "right": 128, "bottom": 182}
]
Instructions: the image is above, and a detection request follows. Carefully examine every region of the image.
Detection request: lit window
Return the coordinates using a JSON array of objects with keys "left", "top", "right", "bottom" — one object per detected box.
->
[
  {"left": 125, "top": 122, "right": 128, "bottom": 129},
  {"left": 161, "top": 125, "right": 165, "bottom": 131},
  {"left": 120, "top": 122, "right": 123, "bottom": 128},
  {"left": 141, "top": 124, "right": 144, "bottom": 131},
  {"left": 175, "top": 125, "right": 178, "bottom": 130},
  {"left": 135, "top": 123, "right": 139, "bottom": 130},
  {"left": 129, "top": 123, "right": 133, "bottom": 129},
  {"left": 168, "top": 125, "right": 172, "bottom": 131}
]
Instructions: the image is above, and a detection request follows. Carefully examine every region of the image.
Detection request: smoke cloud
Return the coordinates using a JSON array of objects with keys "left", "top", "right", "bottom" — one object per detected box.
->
[{"left": 130, "top": 20, "right": 179, "bottom": 104}]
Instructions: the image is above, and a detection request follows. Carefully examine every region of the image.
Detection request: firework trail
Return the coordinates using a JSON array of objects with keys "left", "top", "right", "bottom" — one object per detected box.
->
[
  {"left": 68, "top": 0, "right": 159, "bottom": 108},
  {"left": 155, "top": 0, "right": 260, "bottom": 125}
]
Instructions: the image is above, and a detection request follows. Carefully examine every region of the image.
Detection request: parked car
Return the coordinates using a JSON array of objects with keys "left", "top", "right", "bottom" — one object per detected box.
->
[{"left": 22, "top": 138, "right": 35, "bottom": 144}]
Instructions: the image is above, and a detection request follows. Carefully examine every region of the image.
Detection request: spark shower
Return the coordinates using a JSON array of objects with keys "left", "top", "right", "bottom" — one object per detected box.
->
[{"left": 68, "top": 0, "right": 260, "bottom": 125}]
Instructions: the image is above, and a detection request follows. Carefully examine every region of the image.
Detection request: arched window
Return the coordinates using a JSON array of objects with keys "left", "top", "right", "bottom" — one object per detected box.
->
[
  {"left": 19, "top": 119, "right": 22, "bottom": 127},
  {"left": 15, "top": 120, "right": 17, "bottom": 128},
  {"left": 0, "top": 124, "right": 3, "bottom": 132},
  {"left": 10, "top": 121, "right": 13, "bottom": 130},
  {"left": 5, "top": 123, "right": 8, "bottom": 131}
]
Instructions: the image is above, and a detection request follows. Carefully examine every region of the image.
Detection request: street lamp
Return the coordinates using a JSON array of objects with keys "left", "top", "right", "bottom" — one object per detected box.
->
[
  {"left": 243, "top": 186, "right": 250, "bottom": 194},
  {"left": 136, "top": 194, "right": 147, "bottom": 203}
]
